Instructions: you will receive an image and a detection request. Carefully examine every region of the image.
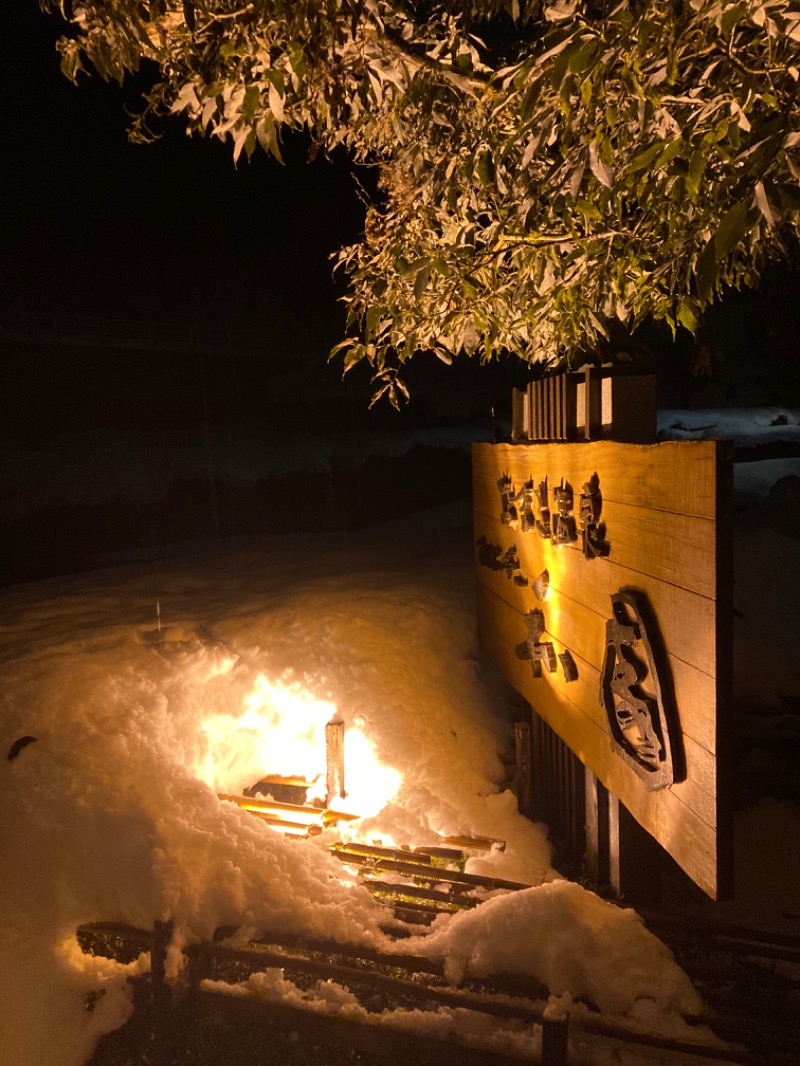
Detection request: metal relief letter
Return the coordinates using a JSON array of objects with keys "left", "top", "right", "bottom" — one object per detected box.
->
[
  {"left": 516, "top": 608, "right": 557, "bottom": 678},
  {"left": 535, "top": 478, "right": 551, "bottom": 539},
  {"left": 498, "top": 475, "right": 519, "bottom": 527},
  {"left": 580, "top": 473, "right": 610, "bottom": 558},
  {"left": 552, "top": 478, "right": 578, "bottom": 546}
]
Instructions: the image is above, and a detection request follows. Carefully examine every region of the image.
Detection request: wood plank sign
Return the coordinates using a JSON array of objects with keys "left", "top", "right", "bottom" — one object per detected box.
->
[{"left": 473, "top": 440, "right": 734, "bottom": 899}]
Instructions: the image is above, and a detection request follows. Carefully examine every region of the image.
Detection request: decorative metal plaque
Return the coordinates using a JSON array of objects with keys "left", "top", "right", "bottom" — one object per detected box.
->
[{"left": 599, "top": 590, "right": 675, "bottom": 791}]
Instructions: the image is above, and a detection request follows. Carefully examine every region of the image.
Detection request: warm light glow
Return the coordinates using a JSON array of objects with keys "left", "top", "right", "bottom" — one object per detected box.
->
[
  {"left": 196, "top": 674, "right": 401, "bottom": 821},
  {"left": 336, "top": 727, "right": 401, "bottom": 819}
]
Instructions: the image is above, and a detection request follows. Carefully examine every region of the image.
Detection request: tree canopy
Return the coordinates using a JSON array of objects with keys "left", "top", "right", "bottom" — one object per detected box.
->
[{"left": 44, "top": 1, "right": 800, "bottom": 404}]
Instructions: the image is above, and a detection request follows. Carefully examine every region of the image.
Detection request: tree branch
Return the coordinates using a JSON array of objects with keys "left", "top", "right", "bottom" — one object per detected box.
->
[{"left": 382, "top": 26, "right": 490, "bottom": 95}]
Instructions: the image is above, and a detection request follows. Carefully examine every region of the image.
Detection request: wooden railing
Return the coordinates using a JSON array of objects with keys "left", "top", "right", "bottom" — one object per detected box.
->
[{"left": 78, "top": 914, "right": 765, "bottom": 1066}]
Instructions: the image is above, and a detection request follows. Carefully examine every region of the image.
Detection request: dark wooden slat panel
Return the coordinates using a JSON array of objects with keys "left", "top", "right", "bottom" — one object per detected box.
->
[
  {"left": 535, "top": 380, "right": 544, "bottom": 440},
  {"left": 564, "top": 377, "right": 576, "bottom": 442}
]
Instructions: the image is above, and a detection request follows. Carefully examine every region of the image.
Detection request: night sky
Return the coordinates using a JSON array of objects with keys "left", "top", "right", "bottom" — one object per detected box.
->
[
  {"left": 2, "top": 0, "right": 531, "bottom": 446},
  {"left": 2, "top": 0, "right": 366, "bottom": 354},
  {"left": 1, "top": 1, "right": 515, "bottom": 583}
]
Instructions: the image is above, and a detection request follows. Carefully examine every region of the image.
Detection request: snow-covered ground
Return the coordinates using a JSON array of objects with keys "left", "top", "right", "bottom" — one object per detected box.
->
[
  {"left": 0, "top": 526, "right": 718, "bottom": 1066},
  {"left": 0, "top": 407, "right": 798, "bottom": 1066},
  {"left": 657, "top": 406, "right": 800, "bottom": 450},
  {"left": 0, "top": 420, "right": 494, "bottom": 524}
]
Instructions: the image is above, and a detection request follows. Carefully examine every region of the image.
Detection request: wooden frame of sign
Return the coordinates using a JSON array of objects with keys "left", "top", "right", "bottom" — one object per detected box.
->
[{"left": 472, "top": 439, "right": 733, "bottom": 900}]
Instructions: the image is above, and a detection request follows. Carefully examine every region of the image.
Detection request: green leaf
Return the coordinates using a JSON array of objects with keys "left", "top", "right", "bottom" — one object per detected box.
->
[
  {"left": 575, "top": 198, "right": 602, "bottom": 221},
  {"left": 568, "top": 38, "right": 599, "bottom": 75},
  {"left": 433, "top": 255, "right": 450, "bottom": 276},
  {"left": 636, "top": 18, "right": 656, "bottom": 57},
  {"left": 695, "top": 239, "right": 717, "bottom": 302},
  {"left": 778, "top": 183, "right": 800, "bottom": 212},
  {"left": 414, "top": 266, "right": 431, "bottom": 299},
  {"left": 721, "top": 2, "right": 747, "bottom": 37},
  {"left": 241, "top": 85, "right": 260, "bottom": 123},
  {"left": 611, "top": 7, "right": 633, "bottom": 30},
  {"left": 266, "top": 69, "right": 286, "bottom": 96},
  {"left": 268, "top": 81, "right": 285, "bottom": 123},
  {"left": 627, "top": 141, "right": 667, "bottom": 174},
  {"left": 255, "top": 113, "right": 283, "bottom": 162},
  {"left": 406, "top": 257, "right": 432, "bottom": 275},
  {"left": 713, "top": 201, "right": 751, "bottom": 261},
  {"left": 287, "top": 42, "right": 307, "bottom": 79},
  {"left": 520, "top": 79, "right": 540, "bottom": 121},
  {"left": 754, "top": 180, "right": 778, "bottom": 229},
  {"left": 59, "top": 43, "right": 83, "bottom": 83},
  {"left": 677, "top": 297, "right": 699, "bottom": 332},
  {"left": 686, "top": 149, "right": 705, "bottom": 197},
  {"left": 476, "top": 149, "right": 494, "bottom": 187},
  {"left": 654, "top": 138, "right": 683, "bottom": 171},
  {"left": 588, "top": 141, "right": 613, "bottom": 188}
]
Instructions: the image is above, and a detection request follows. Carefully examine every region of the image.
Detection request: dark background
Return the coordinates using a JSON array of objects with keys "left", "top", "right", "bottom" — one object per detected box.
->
[
  {"left": 1, "top": 0, "right": 528, "bottom": 416},
  {"left": 0, "top": 1, "right": 527, "bottom": 585}
]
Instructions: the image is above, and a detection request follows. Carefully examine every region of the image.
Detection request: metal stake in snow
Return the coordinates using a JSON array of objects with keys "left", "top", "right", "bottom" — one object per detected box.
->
[{"left": 325, "top": 718, "right": 346, "bottom": 806}]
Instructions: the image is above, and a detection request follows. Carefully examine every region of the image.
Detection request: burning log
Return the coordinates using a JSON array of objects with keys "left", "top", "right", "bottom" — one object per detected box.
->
[{"left": 239, "top": 813, "right": 321, "bottom": 838}]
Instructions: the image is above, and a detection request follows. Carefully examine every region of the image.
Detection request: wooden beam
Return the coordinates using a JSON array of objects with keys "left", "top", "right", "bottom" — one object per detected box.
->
[{"left": 472, "top": 441, "right": 720, "bottom": 519}]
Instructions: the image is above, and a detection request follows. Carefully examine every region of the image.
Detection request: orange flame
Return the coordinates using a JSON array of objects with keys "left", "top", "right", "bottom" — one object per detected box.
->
[{"left": 197, "top": 674, "right": 400, "bottom": 821}]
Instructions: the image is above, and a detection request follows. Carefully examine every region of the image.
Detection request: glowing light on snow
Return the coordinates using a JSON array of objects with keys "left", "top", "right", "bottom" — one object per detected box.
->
[
  {"left": 337, "top": 726, "right": 401, "bottom": 819},
  {"left": 196, "top": 674, "right": 401, "bottom": 819}
]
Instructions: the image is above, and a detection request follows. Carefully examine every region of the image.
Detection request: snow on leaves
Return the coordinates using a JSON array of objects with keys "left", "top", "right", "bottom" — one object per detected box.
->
[{"left": 43, "top": 0, "right": 800, "bottom": 399}]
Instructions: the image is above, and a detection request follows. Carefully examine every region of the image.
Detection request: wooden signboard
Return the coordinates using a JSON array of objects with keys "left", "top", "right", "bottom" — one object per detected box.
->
[{"left": 473, "top": 440, "right": 733, "bottom": 900}]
